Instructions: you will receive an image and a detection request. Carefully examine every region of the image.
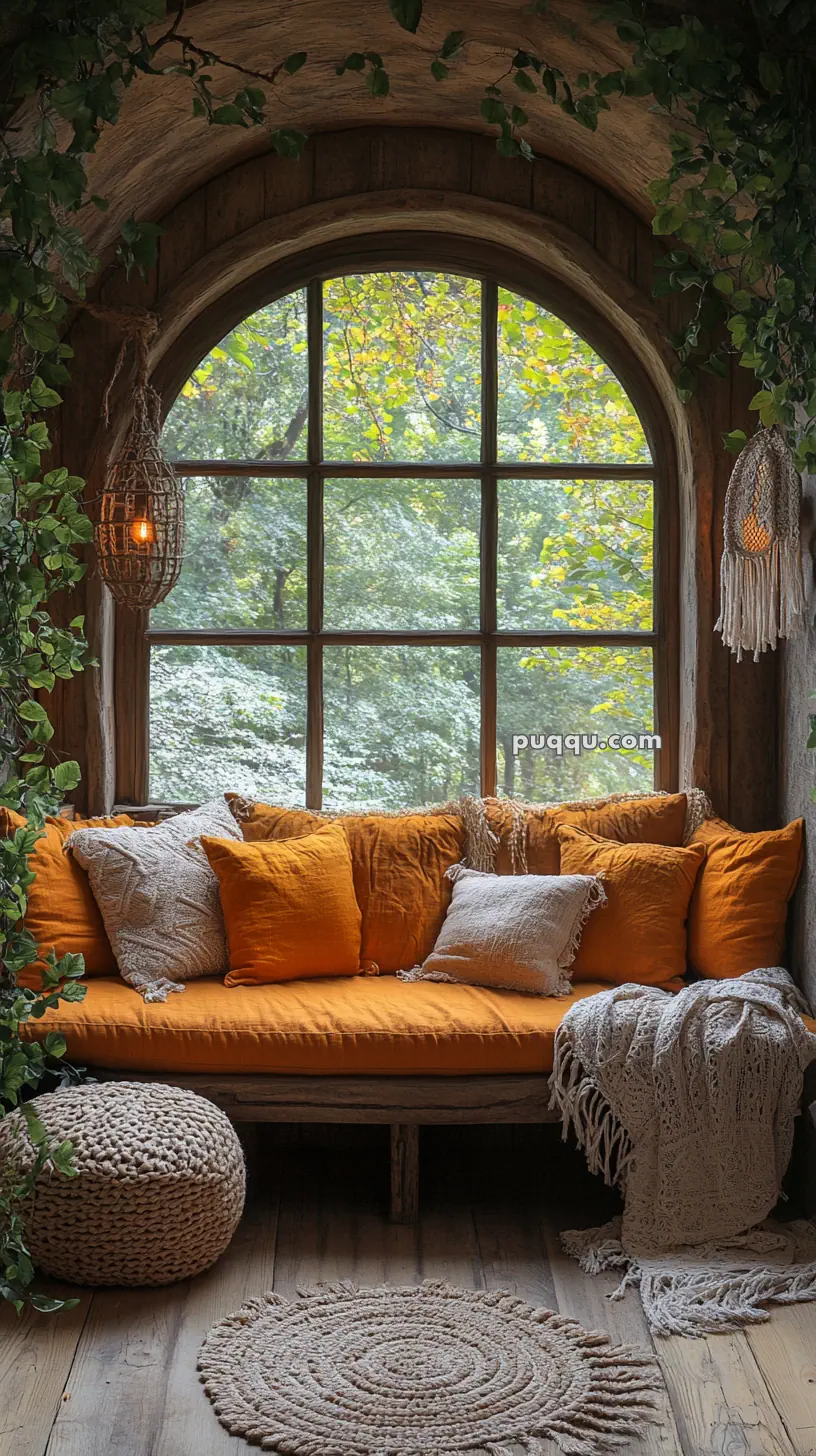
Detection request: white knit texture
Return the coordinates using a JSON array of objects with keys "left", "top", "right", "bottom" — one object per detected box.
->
[
  {"left": 550, "top": 968, "right": 816, "bottom": 1334},
  {"left": 67, "top": 797, "right": 240, "bottom": 1001},
  {"left": 399, "top": 864, "right": 605, "bottom": 995}
]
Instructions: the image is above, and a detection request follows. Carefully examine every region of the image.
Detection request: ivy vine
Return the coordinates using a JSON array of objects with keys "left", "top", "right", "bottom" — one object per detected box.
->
[{"left": 2, "top": 0, "right": 814, "bottom": 1310}]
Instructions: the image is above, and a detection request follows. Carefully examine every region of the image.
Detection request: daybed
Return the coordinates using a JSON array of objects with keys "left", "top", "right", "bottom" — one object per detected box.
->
[{"left": 15, "top": 790, "right": 815, "bottom": 1220}]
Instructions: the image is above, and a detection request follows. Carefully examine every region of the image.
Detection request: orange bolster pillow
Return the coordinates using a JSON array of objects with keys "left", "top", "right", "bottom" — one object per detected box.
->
[{"left": 485, "top": 793, "right": 689, "bottom": 876}]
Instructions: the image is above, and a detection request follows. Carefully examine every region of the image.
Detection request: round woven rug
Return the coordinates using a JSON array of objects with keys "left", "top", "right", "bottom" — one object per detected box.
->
[{"left": 199, "top": 1279, "right": 662, "bottom": 1456}]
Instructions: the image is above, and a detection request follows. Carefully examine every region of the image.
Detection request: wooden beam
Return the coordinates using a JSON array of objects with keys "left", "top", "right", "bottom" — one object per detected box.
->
[
  {"left": 146, "top": 628, "right": 657, "bottom": 648},
  {"left": 390, "top": 1124, "right": 419, "bottom": 1224},
  {"left": 170, "top": 459, "right": 655, "bottom": 481},
  {"left": 94, "top": 1071, "right": 558, "bottom": 1125}
]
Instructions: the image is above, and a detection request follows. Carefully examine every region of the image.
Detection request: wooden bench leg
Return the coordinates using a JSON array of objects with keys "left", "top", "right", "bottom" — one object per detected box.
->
[{"left": 390, "top": 1123, "right": 419, "bottom": 1223}]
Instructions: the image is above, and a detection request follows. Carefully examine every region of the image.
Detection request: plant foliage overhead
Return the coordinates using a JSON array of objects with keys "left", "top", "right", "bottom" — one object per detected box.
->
[{"left": 1, "top": 0, "right": 815, "bottom": 1309}]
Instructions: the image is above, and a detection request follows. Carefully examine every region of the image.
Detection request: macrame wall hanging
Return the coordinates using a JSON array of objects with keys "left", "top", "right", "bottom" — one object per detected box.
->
[
  {"left": 715, "top": 425, "right": 807, "bottom": 662},
  {"left": 92, "top": 306, "right": 184, "bottom": 611}
]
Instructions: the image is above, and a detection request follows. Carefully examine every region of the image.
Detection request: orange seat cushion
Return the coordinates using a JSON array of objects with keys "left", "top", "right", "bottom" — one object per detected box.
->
[
  {"left": 0, "top": 808, "right": 135, "bottom": 986},
  {"left": 485, "top": 794, "right": 688, "bottom": 875},
  {"left": 557, "top": 825, "right": 706, "bottom": 987},
  {"left": 202, "top": 823, "right": 363, "bottom": 985},
  {"left": 688, "top": 816, "right": 804, "bottom": 978},
  {"left": 236, "top": 802, "right": 465, "bottom": 972},
  {"left": 20, "top": 975, "right": 615, "bottom": 1076}
]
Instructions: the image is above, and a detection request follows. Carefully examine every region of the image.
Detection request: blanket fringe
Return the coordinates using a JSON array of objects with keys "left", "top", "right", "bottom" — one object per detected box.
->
[
  {"left": 549, "top": 1030, "right": 634, "bottom": 1189},
  {"left": 561, "top": 1218, "right": 816, "bottom": 1337}
]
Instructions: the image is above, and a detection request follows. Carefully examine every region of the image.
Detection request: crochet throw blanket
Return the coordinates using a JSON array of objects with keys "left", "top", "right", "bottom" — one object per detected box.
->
[{"left": 550, "top": 968, "right": 816, "bottom": 1335}]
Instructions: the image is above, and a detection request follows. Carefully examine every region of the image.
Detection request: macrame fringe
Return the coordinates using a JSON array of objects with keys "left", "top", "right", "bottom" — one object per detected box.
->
[
  {"left": 559, "top": 877, "right": 608, "bottom": 970},
  {"left": 488, "top": 788, "right": 713, "bottom": 872},
  {"left": 228, "top": 788, "right": 714, "bottom": 878},
  {"left": 560, "top": 1218, "right": 816, "bottom": 1338},
  {"left": 549, "top": 1030, "right": 634, "bottom": 1190},
  {"left": 132, "top": 973, "right": 186, "bottom": 1003},
  {"left": 716, "top": 539, "right": 806, "bottom": 663}
]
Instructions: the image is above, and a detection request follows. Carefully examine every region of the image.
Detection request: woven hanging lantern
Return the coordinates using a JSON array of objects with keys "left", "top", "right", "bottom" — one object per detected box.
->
[
  {"left": 715, "top": 425, "right": 806, "bottom": 662},
  {"left": 95, "top": 322, "right": 183, "bottom": 610}
]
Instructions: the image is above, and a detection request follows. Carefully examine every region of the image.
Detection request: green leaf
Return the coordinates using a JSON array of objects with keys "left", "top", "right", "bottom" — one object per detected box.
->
[
  {"left": 269, "top": 129, "right": 309, "bottom": 159},
  {"left": 652, "top": 204, "right": 688, "bottom": 236},
  {"left": 283, "top": 52, "right": 307, "bottom": 73},
  {"left": 758, "top": 52, "right": 783, "bottom": 92},
  {"left": 366, "top": 67, "right": 390, "bottom": 98},
  {"left": 430, "top": 60, "right": 449, "bottom": 80},
  {"left": 719, "top": 229, "right": 746, "bottom": 255},
  {"left": 480, "top": 97, "right": 507, "bottom": 125},
  {"left": 17, "top": 701, "right": 48, "bottom": 724},
  {"left": 440, "top": 30, "right": 465, "bottom": 60},
  {"left": 22, "top": 317, "right": 59, "bottom": 354},
  {"left": 711, "top": 272, "right": 734, "bottom": 296},
  {"left": 53, "top": 761, "right": 81, "bottom": 793},
  {"left": 723, "top": 429, "right": 748, "bottom": 453},
  {"left": 514, "top": 70, "right": 537, "bottom": 93},
  {"left": 388, "top": 0, "right": 422, "bottom": 31},
  {"left": 211, "top": 104, "right": 246, "bottom": 126}
]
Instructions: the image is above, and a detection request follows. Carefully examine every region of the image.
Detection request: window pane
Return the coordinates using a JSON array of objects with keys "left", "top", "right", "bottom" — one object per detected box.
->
[
  {"left": 496, "top": 645, "right": 655, "bottom": 801},
  {"left": 151, "top": 477, "right": 307, "bottom": 630},
  {"left": 323, "top": 273, "right": 482, "bottom": 462},
  {"left": 161, "top": 292, "right": 308, "bottom": 461},
  {"left": 498, "top": 478, "right": 653, "bottom": 631},
  {"left": 150, "top": 644, "right": 306, "bottom": 802},
  {"left": 497, "top": 289, "right": 650, "bottom": 464},
  {"left": 323, "top": 646, "right": 480, "bottom": 809},
  {"left": 324, "top": 477, "right": 480, "bottom": 630}
]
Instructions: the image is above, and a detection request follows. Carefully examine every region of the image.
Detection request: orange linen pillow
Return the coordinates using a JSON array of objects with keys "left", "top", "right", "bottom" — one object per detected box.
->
[
  {"left": 485, "top": 793, "right": 688, "bottom": 875},
  {"left": 556, "top": 824, "right": 706, "bottom": 987},
  {"left": 687, "top": 816, "right": 804, "bottom": 979},
  {"left": 231, "top": 799, "right": 464, "bottom": 973},
  {"left": 202, "top": 821, "right": 363, "bottom": 986},
  {"left": 0, "top": 808, "right": 135, "bottom": 988}
]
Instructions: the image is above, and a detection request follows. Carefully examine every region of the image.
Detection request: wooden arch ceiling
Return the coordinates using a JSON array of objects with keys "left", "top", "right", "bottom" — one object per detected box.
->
[{"left": 45, "top": 1, "right": 778, "bottom": 829}]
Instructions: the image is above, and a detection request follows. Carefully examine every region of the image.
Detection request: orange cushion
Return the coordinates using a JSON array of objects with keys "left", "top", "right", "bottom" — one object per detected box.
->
[
  {"left": 557, "top": 825, "right": 705, "bottom": 987},
  {"left": 688, "top": 816, "right": 804, "bottom": 978},
  {"left": 202, "top": 822, "right": 363, "bottom": 985},
  {"left": 485, "top": 794, "right": 688, "bottom": 875},
  {"left": 0, "top": 808, "right": 135, "bottom": 987},
  {"left": 19, "top": 974, "right": 615, "bottom": 1075},
  {"left": 19, "top": 973, "right": 816, "bottom": 1076},
  {"left": 236, "top": 802, "right": 465, "bottom": 972}
]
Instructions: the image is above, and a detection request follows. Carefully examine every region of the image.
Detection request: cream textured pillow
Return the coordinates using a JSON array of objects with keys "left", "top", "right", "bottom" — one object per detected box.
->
[
  {"left": 398, "top": 864, "right": 606, "bottom": 996},
  {"left": 67, "top": 798, "right": 241, "bottom": 1002}
]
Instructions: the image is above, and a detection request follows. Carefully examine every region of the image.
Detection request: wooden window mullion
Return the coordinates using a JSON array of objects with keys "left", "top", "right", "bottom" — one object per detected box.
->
[
  {"left": 480, "top": 280, "right": 499, "bottom": 798},
  {"left": 306, "top": 278, "right": 324, "bottom": 808}
]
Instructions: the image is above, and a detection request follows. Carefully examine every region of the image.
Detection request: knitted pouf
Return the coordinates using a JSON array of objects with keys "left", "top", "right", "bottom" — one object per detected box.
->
[{"left": 0, "top": 1081, "right": 245, "bottom": 1286}]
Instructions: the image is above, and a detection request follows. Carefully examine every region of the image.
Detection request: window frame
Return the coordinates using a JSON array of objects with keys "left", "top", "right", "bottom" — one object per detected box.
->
[{"left": 115, "top": 240, "right": 677, "bottom": 809}]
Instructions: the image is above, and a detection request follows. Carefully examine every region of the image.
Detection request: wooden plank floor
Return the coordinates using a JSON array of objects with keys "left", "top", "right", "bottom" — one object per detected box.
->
[{"left": 2, "top": 1124, "right": 815, "bottom": 1456}]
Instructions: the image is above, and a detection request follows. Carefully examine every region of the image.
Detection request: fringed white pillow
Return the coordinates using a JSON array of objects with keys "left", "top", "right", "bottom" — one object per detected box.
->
[
  {"left": 398, "top": 864, "right": 606, "bottom": 996},
  {"left": 67, "top": 798, "right": 241, "bottom": 1002}
]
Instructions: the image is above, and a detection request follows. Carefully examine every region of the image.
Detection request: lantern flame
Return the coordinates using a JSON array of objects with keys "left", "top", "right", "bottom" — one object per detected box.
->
[{"left": 130, "top": 516, "right": 156, "bottom": 547}]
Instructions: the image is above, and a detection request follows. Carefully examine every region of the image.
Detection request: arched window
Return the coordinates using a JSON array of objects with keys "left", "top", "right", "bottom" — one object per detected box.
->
[{"left": 145, "top": 268, "right": 663, "bottom": 810}]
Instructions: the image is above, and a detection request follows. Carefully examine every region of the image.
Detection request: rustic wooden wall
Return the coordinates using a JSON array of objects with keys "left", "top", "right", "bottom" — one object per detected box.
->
[{"left": 52, "top": 126, "right": 778, "bottom": 829}]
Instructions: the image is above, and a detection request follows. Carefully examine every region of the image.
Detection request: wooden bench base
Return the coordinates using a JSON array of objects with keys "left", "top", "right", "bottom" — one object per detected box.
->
[{"left": 96, "top": 1070, "right": 558, "bottom": 1222}]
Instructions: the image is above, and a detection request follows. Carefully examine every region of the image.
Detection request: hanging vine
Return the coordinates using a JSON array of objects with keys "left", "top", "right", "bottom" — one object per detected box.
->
[{"left": 2, "top": 0, "right": 815, "bottom": 1310}]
